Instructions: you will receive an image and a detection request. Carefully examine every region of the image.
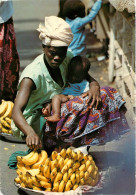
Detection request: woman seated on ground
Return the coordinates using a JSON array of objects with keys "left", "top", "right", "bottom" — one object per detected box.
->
[{"left": 11, "top": 16, "right": 129, "bottom": 155}]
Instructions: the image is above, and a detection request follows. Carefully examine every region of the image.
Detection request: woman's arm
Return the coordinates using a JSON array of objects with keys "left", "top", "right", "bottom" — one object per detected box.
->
[
  {"left": 85, "top": 73, "right": 101, "bottom": 108},
  {"left": 12, "top": 78, "right": 42, "bottom": 149}
]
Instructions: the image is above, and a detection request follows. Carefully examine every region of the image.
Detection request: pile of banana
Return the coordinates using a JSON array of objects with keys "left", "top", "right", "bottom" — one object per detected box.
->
[
  {"left": 0, "top": 100, "right": 14, "bottom": 134},
  {"left": 15, "top": 148, "right": 99, "bottom": 192}
]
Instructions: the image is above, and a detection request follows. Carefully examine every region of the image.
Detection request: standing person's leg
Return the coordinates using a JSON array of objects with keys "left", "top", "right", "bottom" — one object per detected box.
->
[
  {"left": 0, "top": 17, "right": 20, "bottom": 102},
  {"left": 45, "top": 94, "right": 69, "bottom": 122}
]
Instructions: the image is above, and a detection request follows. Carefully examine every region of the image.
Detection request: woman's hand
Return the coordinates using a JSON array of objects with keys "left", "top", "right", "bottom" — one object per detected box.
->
[{"left": 26, "top": 130, "right": 42, "bottom": 150}]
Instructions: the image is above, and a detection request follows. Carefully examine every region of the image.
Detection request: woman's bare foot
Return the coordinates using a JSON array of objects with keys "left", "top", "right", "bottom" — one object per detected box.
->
[{"left": 45, "top": 114, "right": 60, "bottom": 122}]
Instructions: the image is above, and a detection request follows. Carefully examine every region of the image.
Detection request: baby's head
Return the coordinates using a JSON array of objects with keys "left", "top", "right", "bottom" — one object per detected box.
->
[
  {"left": 62, "top": 0, "right": 85, "bottom": 20},
  {"left": 67, "top": 56, "right": 91, "bottom": 84}
]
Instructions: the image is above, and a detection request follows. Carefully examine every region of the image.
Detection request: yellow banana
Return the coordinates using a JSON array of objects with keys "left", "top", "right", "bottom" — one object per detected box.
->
[
  {"left": 64, "top": 158, "right": 69, "bottom": 165},
  {"left": 8, "top": 130, "right": 13, "bottom": 134},
  {"left": 20, "top": 182, "right": 26, "bottom": 188},
  {"left": 35, "top": 175, "right": 50, "bottom": 183},
  {"left": 58, "top": 180, "right": 65, "bottom": 192},
  {"left": 26, "top": 168, "right": 40, "bottom": 176},
  {"left": 86, "top": 160, "right": 91, "bottom": 169},
  {"left": 85, "top": 177, "right": 93, "bottom": 185},
  {"left": 80, "top": 178, "right": 85, "bottom": 185},
  {"left": 50, "top": 167, "right": 57, "bottom": 181},
  {"left": 32, "top": 150, "right": 48, "bottom": 169},
  {"left": 77, "top": 150, "right": 83, "bottom": 161},
  {"left": 17, "top": 163, "right": 25, "bottom": 169},
  {"left": 83, "top": 154, "right": 88, "bottom": 160},
  {"left": 40, "top": 180, "right": 51, "bottom": 188},
  {"left": 52, "top": 181, "right": 59, "bottom": 192},
  {"left": 1, "top": 119, "right": 11, "bottom": 128},
  {"left": 65, "top": 180, "right": 72, "bottom": 191},
  {"left": 87, "top": 164, "right": 94, "bottom": 174},
  {"left": 60, "top": 148, "right": 66, "bottom": 158},
  {"left": 32, "top": 186, "right": 42, "bottom": 191},
  {"left": 66, "top": 159, "right": 73, "bottom": 169},
  {"left": 54, "top": 172, "right": 63, "bottom": 183},
  {"left": 73, "top": 183, "right": 79, "bottom": 190},
  {"left": 5, "top": 117, "right": 11, "bottom": 124},
  {"left": 81, "top": 159, "right": 86, "bottom": 165},
  {"left": 45, "top": 188, "right": 51, "bottom": 192},
  {"left": 56, "top": 154, "right": 61, "bottom": 161},
  {"left": 75, "top": 173, "right": 80, "bottom": 184},
  {"left": 27, "top": 176, "right": 33, "bottom": 188},
  {"left": 84, "top": 171, "right": 90, "bottom": 180},
  {"left": 44, "top": 158, "right": 51, "bottom": 167},
  {"left": 63, "top": 172, "right": 68, "bottom": 183},
  {"left": 66, "top": 148, "right": 72, "bottom": 158},
  {"left": 14, "top": 177, "right": 21, "bottom": 184},
  {"left": 43, "top": 165, "right": 50, "bottom": 179},
  {"left": 17, "top": 156, "right": 23, "bottom": 164},
  {"left": 73, "top": 161, "right": 80, "bottom": 171},
  {"left": 58, "top": 157, "right": 64, "bottom": 170},
  {"left": 31, "top": 176, "right": 41, "bottom": 187},
  {"left": 22, "top": 151, "right": 39, "bottom": 166},
  {"left": 80, "top": 171, "right": 84, "bottom": 179},
  {"left": 1, "top": 101, "right": 14, "bottom": 119},
  {"left": 92, "top": 170, "right": 98, "bottom": 179},
  {"left": 0, "top": 100, "right": 8, "bottom": 117},
  {"left": 70, "top": 173, "right": 76, "bottom": 185},
  {"left": 88, "top": 155, "right": 93, "bottom": 161},
  {"left": 1, "top": 127, "right": 9, "bottom": 134},
  {"left": 67, "top": 168, "right": 73, "bottom": 179},
  {"left": 51, "top": 159, "right": 58, "bottom": 171},
  {"left": 51, "top": 151, "right": 58, "bottom": 161},
  {"left": 79, "top": 164, "right": 86, "bottom": 172},
  {"left": 21, "top": 151, "right": 35, "bottom": 161},
  {"left": 61, "top": 164, "right": 68, "bottom": 174},
  {"left": 72, "top": 151, "right": 77, "bottom": 161}
]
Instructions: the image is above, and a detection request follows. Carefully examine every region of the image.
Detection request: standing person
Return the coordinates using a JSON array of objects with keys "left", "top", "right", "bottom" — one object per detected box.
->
[
  {"left": 11, "top": 16, "right": 101, "bottom": 152},
  {"left": 0, "top": 0, "right": 20, "bottom": 102},
  {"left": 42, "top": 56, "right": 91, "bottom": 122},
  {"left": 62, "top": 0, "right": 102, "bottom": 56}
]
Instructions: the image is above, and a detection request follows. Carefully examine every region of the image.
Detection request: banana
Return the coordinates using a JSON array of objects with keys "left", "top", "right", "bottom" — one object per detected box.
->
[
  {"left": 8, "top": 130, "right": 13, "bottom": 134},
  {"left": 1, "top": 119, "right": 11, "bottom": 128},
  {"left": 58, "top": 157, "right": 64, "bottom": 170},
  {"left": 32, "top": 150, "right": 48, "bottom": 169},
  {"left": 92, "top": 170, "right": 98, "bottom": 179},
  {"left": 14, "top": 177, "right": 21, "bottom": 184},
  {"left": 64, "top": 158, "right": 69, "bottom": 165},
  {"left": 21, "top": 151, "right": 35, "bottom": 161},
  {"left": 67, "top": 168, "right": 73, "bottom": 179},
  {"left": 32, "top": 186, "right": 42, "bottom": 191},
  {"left": 80, "top": 178, "right": 85, "bottom": 185},
  {"left": 40, "top": 180, "right": 51, "bottom": 188},
  {"left": 79, "top": 164, "right": 86, "bottom": 172},
  {"left": 5, "top": 117, "right": 11, "bottom": 124},
  {"left": 54, "top": 172, "right": 63, "bottom": 183},
  {"left": 66, "top": 148, "right": 72, "bottom": 158},
  {"left": 26, "top": 168, "right": 40, "bottom": 176},
  {"left": 35, "top": 175, "right": 50, "bottom": 183},
  {"left": 66, "top": 159, "right": 73, "bottom": 169},
  {"left": 61, "top": 164, "right": 68, "bottom": 174},
  {"left": 51, "top": 151, "right": 58, "bottom": 161},
  {"left": 72, "top": 151, "right": 77, "bottom": 161},
  {"left": 86, "top": 160, "right": 92, "bottom": 169},
  {"left": 86, "top": 177, "right": 93, "bottom": 185},
  {"left": 51, "top": 159, "right": 58, "bottom": 171},
  {"left": 56, "top": 154, "right": 61, "bottom": 161},
  {"left": 52, "top": 181, "right": 59, "bottom": 192},
  {"left": 50, "top": 167, "right": 57, "bottom": 181},
  {"left": 65, "top": 180, "right": 72, "bottom": 191},
  {"left": 22, "top": 151, "right": 39, "bottom": 166},
  {"left": 27, "top": 176, "right": 33, "bottom": 188},
  {"left": 70, "top": 173, "right": 76, "bottom": 185},
  {"left": 75, "top": 173, "right": 80, "bottom": 184},
  {"left": 17, "top": 156, "right": 23, "bottom": 164},
  {"left": 60, "top": 148, "right": 66, "bottom": 158},
  {"left": 83, "top": 154, "right": 88, "bottom": 160},
  {"left": 88, "top": 155, "right": 93, "bottom": 161},
  {"left": 77, "top": 150, "right": 83, "bottom": 161},
  {"left": 20, "top": 182, "right": 26, "bottom": 188},
  {"left": 1, "top": 101, "right": 14, "bottom": 119},
  {"left": 73, "top": 161, "right": 80, "bottom": 171},
  {"left": 0, "top": 100, "right": 8, "bottom": 117},
  {"left": 1, "top": 127, "right": 9, "bottom": 134},
  {"left": 81, "top": 159, "right": 86, "bottom": 165},
  {"left": 44, "top": 158, "right": 51, "bottom": 167},
  {"left": 43, "top": 165, "right": 50, "bottom": 179},
  {"left": 17, "top": 163, "right": 25, "bottom": 169},
  {"left": 73, "top": 183, "right": 79, "bottom": 190},
  {"left": 31, "top": 176, "right": 41, "bottom": 187},
  {"left": 45, "top": 188, "right": 51, "bottom": 192},
  {"left": 84, "top": 171, "right": 90, "bottom": 180},
  {"left": 63, "top": 172, "right": 68, "bottom": 183},
  {"left": 58, "top": 180, "right": 65, "bottom": 192},
  {"left": 80, "top": 171, "right": 84, "bottom": 179},
  {"left": 87, "top": 164, "right": 94, "bottom": 174}
]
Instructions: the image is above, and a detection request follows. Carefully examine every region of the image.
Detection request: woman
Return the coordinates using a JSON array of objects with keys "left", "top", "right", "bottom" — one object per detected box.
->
[
  {"left": 0, "top": 0, "right": 20, "bottom": 102},
  {"left": 11, "top": 16, "right": 101, "bottom": 151}
]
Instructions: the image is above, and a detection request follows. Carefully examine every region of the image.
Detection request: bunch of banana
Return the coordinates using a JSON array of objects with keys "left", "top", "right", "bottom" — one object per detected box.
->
[
  {"left": 14, "top": 148, "right": 99, "bottom": 192},
  {"left": 0, "top": 99, "right": 14, "bottom": 134}
]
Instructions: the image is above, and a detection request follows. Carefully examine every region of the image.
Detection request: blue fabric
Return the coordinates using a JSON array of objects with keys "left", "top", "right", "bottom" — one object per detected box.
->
[
  {"left": 61, "top": 80, "right": 89, "bottom": 96},
  {"left": 66, "top": 0, "right": 102, "bottom": 56}
]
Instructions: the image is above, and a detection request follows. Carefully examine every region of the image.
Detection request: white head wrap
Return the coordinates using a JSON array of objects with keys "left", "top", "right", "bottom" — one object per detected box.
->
[{"left": 37, "top": 16, "right": 73, "bottom": 47}]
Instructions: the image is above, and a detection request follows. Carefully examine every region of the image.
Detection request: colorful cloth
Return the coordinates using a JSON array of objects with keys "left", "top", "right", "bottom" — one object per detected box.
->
[
  {"left": 0, "top": 17, "right": 20, "bottom": 101},
  {"left": 44, "top": 86, "right": 129, "bottom": 150}
]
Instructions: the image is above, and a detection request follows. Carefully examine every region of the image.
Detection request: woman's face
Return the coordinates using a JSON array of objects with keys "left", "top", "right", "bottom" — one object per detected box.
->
[{"left": 43, "top": 46, "right": 68, "bottom": 69}]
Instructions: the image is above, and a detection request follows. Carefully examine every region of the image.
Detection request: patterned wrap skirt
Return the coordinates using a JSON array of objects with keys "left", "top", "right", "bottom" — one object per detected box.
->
[
  {"left": 0, "top": 17, "right": 20, "bottom": 102},
  {"left": 43, "top": 86, "right": 129, "bottom": 150}
]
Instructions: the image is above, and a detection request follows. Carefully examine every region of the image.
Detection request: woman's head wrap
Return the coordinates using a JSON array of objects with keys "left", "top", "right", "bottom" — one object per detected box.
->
[{"left": 37, "top": 16, "right": 73, "bottom": 47}]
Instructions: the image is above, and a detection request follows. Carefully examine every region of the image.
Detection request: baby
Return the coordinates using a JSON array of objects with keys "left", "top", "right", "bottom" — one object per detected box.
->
[{"left": 42, "top": 56, "right": 91, "bottom": 122}]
